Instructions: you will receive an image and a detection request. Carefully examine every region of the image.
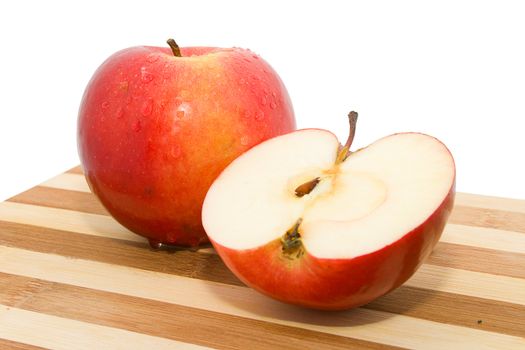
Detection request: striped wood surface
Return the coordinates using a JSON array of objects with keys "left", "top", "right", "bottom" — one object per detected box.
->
[{"left": 0, "top": 166, "right": 524, "bottom": 349}]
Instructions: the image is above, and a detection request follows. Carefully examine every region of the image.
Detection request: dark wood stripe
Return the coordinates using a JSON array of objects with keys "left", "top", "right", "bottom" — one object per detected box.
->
[
  {"left": 0, "top": 272, "right": 400, "bottom": 350},
  {"left": 0, "top": 339, "right": 46, "bottom": 350},
  {"left": 450, "top": 205, "right": 525, "bottom": 234},
  {"left": 366, "top": 285, "right": 525, "bottom": 338},
  {"left": 8, "top": 186, "right": 108, "bottom": 216},
  {"left": 0, "top": 220, "right": 242, "bottom": 287},
  {"left": 66, "top": 166, "right": 83, "bottom": 174},
  {"left": 427, "top": 241, "right": 525, "bottom": 279},
  {"left": 0, "top": 220, "right": 524, "bottom": 338}
]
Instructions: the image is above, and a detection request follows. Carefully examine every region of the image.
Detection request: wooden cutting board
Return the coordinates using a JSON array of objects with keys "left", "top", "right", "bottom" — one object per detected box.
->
[{"left": 0, "top": 166, "right": 524, "bottom": 350}]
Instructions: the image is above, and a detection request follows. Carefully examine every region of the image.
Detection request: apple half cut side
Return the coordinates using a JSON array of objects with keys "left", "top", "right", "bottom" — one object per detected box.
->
[{"left": 202, "top": 113, "right": 456, "bottom": 310}]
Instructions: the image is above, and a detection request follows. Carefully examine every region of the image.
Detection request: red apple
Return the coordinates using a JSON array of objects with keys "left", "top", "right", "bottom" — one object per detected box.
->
[
  {"left": 202, "top": 112, "right": 455, "bottom": 310},
  {"left": 77, "top": 39, "right": 295, "bottom": 247}
]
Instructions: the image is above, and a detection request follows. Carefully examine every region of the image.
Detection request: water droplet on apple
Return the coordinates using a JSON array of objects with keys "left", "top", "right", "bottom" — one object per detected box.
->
[
  {"left": 132, "top": 120, "right": 142, "bottom": 132},
  {"left": 141, "top": 98, "right": 153, "bottom": 116},
  {"left": 101, "top": 101, "right": 110, "bottom": 110},
  {"left": 141, "top": 67, "right": 154, "bottom": 83},
  {"left": 170, "top": 145, "right": 182, "bottom": 158},
  {"left": 270, "top": 101, "right": 277, "bottom": 109},
  {"left": 240, "top": 135, "right": 249, "bottom": 146},
  {"left": 148, "top": 239, "right": 163, "bottom": 249},
  {"left": 119, "top": 81, "right": 129, "bottom": 92},
  {"left": 175, "top": 102, "right": 191, "bottom": 120},
  {"left": 146, "top": 53, "right": 159, "bottom": 63},
  {"left": 260, "top": 96, "right": 267, "bottom": 106},
  {"left": 255, "top": 110, "right": 265, "bottom": 121},
  {"left": 116, "top": 107, "right": 124, "bottom": 119}
]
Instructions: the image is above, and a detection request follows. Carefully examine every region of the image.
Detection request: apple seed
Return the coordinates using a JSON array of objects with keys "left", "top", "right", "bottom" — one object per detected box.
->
[{"left": 295, "top": 177, "right": 321, "bottom": 197}]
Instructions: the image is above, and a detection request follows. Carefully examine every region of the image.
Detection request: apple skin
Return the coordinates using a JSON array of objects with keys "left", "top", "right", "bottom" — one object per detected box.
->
[
  {"left": 211, "top": 180, "right": 455, "bottom": 310},
  {"left": 78, "top": 45, "right": 295, "bottom": 247}
]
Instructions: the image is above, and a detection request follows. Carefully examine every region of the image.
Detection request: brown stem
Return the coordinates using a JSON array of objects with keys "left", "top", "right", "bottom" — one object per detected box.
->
[
  {"left": 167, "top": 38, "right": 182, "bottom": 57},
  {"left": 335, "top": 111, "right": 358, "bottom": 164}
]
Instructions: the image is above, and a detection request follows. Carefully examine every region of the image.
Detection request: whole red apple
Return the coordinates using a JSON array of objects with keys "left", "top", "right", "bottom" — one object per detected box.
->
[
  {"left": 202, "top": 113, "right": 455, "bottom": 310},
  {"left": 78, "top": 39, "right": 295, "bottom": 247}
]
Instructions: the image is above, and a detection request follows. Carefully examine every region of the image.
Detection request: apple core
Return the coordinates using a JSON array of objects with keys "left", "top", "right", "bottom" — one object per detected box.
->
[{"left": 203, "top": 114, "right": 455, "bottom": 259}]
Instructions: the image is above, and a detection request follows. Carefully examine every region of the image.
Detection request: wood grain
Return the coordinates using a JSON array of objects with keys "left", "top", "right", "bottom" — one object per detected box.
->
[
  {"left": 9, "top": 186, "right": 108, "bottom": 216},
  {"left": 1, "top": 246, "right": 524, "bottom": 350},
  {"left": 0, "top": 305, "right": 210, "bottom": 350},
  {"left": 0, "top": 273, "right": 397, "bottom": 350},
  {"left": 0, "top": 167, "right": 524, "bottom": 349},
  {"left": 0, "top": 339, "right": 46, "bottom": 350}
]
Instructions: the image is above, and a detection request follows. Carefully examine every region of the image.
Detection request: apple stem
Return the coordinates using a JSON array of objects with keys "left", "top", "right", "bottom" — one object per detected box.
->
[
  {"left": 281, "top": 218, "right": 304, "bottom": 258},
  {"left": 335, "top": 111, "right": 358, "bottom": 164},
  {"left": 167, "top": 38, "right": 182, "bottom": 57}
]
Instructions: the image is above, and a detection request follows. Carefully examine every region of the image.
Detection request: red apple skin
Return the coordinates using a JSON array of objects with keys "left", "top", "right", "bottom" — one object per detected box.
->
[
  {"left": 78, "top": 45, "right": 295, "bottom": 247},
  {"left": 211, "top": 183, "right": 455, "bottom": 310}
]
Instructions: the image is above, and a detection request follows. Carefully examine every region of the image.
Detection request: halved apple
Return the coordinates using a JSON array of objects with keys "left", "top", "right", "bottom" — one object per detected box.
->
[{"left": 202, "top": 113, "right": 455, "bottom": 310}]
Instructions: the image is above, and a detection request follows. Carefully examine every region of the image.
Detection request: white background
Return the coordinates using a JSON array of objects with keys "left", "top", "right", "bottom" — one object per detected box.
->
[{"left": 1, "top": 0, "right": 524, "bottom": 201}]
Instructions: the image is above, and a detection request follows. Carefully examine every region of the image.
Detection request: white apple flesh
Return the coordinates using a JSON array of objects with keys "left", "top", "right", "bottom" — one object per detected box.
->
[{"left": 202, "top": 114, "right": 455, "bottom": 310}]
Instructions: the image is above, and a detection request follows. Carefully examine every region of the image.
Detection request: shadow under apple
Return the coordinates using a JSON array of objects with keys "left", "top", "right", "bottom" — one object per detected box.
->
[{"left": 200, "top": 247, "right": 448, "bottom": 329}]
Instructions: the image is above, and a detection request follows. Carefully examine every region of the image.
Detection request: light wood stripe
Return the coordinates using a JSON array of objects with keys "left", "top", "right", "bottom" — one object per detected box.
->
[
  {"left": 1, "top": 272, "right": 397, "bottom": 350},
  {"left": 1, "top": 219, "right": 524, "bottom": 338},
  {"left": 41, "top": 173, "right": 91, "bottom": 193},
  {"left": 455, "top": 192, "right": 525, "bottom": 214},
  {"left": 404, "top": 264, "right": 525, "bottom": 306},
  {"left": 441, "top": 224, "right": 525, "bottom": 254},
  {"left": 0, "top": 305, "right": 210, "bottom": 350},
  {"left": 0, "top": 201, "right": 144, "bottom": 243},
  {"left": 0, "top": 246, "right": 523, "bottom": 350}
]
